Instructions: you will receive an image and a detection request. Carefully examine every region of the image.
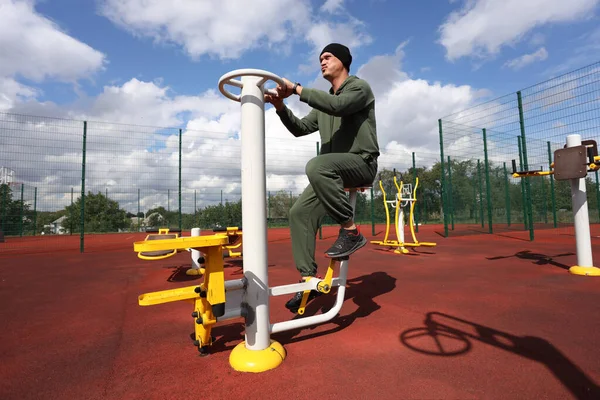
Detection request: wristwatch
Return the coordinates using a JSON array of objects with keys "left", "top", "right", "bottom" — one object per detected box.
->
[{"left": 292, "top": 82, "right": 301, "bottom": 95}]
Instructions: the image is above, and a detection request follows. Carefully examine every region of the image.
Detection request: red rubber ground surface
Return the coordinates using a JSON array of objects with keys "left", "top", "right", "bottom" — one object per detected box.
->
[{"left": 1, "top": 224, "right": 599, "bottom": 399}]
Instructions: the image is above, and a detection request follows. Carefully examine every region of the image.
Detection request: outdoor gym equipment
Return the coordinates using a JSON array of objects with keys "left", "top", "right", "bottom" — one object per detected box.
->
[
  {"left": 137, "top": 228, "right": 207, "bottom": 275},
  {"left": 213, "top": 226, "right": 243, "bottom": 258},
  {"left": 371, "top": 175, "right": 436, "bottom": 254},
  {"left": 136, "top": 226, "right": 243, "bottom": 276},
  {"left": 511, "top": 134, "right": 600, "bottom": 276},
  {"left": 134, "top": 69, "right": 367, "bottom": 373},
  {"left": 137, "top": 228, "right": 181, "bottom": 260}
]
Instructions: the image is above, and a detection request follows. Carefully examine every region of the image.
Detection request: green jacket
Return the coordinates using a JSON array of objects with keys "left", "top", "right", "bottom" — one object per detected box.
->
[{"left": 276, "top": 75, "right": 380, "bottom": 162}]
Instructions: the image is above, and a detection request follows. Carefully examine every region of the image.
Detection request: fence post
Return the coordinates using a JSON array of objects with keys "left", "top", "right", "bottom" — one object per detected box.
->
[
  {"left": 541, "top": 166, "right": 548, "bottom": 224},
  {"left": 70, "top": 188, "right": 74, "bottom": 235},
  {"left": 482, "top": 129, "right": 493, "bottom": 233},
  {"left": 447, "top": 156, "right": 454, "bottom": 230},
  {"left": 80, "top": 121, "right": 87, "bottom": 253},
  {"left": 267, "top": 191, "right": 271, "bottom": 227},
  {"left": 19, "top": 183, "right": 24, "bottom": 237},
  {"left": 412, "top": 152, "right": 418, "bottom": 232},
  {"left": 596, "top": 171, "right": 600, "bottom": 223},
  {"left": 503, "top": 162, "right": 511, "bottom": 227},
  {"left": 138, "top": 188, "right": 141, "bottom": 232},
  {"left": 179, "top": 128, "right": 182, "bottom": 231},
  {"left": 517, "top": 91, "right": 534, "bottom": 241},
  {"left": 546, "top": 141, "right": 558, "bottom": 228},
  {"left": 438, "top": 119, "right": 448, "bottom": 237},
  {"left": 478, "top": 160, "right": 484, "bottom": 228},
  {"left": 33, "top": 187, "right": 37, "bottom": 235},
  {"left": 1, "top": 186, "right": 6, "bottom": 233},
  {"left": 517, "top": 136, "right": 528, "bottom": 230}
]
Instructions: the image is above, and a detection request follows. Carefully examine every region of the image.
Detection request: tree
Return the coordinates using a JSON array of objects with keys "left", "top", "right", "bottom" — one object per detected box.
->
[
  {"left": 146, "top": 206, "right": 179, "bottom": 227},
  {"left": 195, "top": 200, "right": 243, "bottom": 229},
  {"left": 267, "top": 190, "right": 294, "bottom": 219},
  {"left": 63, "top": 191, "right": 129, "bottom": 233},
  {"left": 0, "top": 184, "right": 35, "bottom": 236}
]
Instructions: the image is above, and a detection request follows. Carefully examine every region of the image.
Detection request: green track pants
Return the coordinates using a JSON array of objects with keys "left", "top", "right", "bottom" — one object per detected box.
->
[{"left": 289, "top": 153, "right": 377, "bottom": 277}]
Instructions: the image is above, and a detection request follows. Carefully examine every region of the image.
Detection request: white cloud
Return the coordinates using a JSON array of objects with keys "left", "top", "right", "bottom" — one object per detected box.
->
[
  {"left": 299, "top": 17, "right": 373, "bottom": 74},
  {"left": 321, "top": 0, "right": 345, "bottom": 14},
  {"left": 438, "top": 0, "right": 599, "bottom": 61},
  {"left": 82, "top": 79, "right": 236, "bottom": 126},
  {"left": 0, "top": 0, "right": 107, "bottom": 111},
  {"left": 504, "top": 47, "right": 548, "bottom": 70},
  {"left": 98, "top": 0, "right": 372, "bottom": 76},
  {"left": 529, "top": 33, "right": 546, "bottom": 47},
  {"left": 0, "top": 77, "right": 39, "bottom": 111},
  {"left": 97, "top": 0, "right": 313, "bottom": 60},
  {"left": 0, "top": 0, "right": 106, "bottom": 81},
  {"left": 356, "top": 43, "right": 487, "bottom": 152}
]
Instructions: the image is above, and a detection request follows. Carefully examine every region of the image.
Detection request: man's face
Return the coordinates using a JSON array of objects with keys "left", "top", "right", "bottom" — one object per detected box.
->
[{"left": 320, "top": 52, "right": 344, "bottom": 79}]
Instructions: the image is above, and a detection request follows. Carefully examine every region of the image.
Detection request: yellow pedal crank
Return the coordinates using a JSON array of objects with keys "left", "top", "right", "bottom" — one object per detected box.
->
[
  {"left": 297, "top": 277, "right": 314, "bottom": 315},
  {"left": 317, "top": 259, "right": 337, "bottom": 294},
  {"left": 297, "top": 291, "right": 311, "bottom": 315}
]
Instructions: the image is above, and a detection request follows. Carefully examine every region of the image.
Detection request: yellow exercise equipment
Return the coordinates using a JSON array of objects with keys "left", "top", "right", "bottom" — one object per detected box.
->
[
  {"left": 511, "top": 139, "right": 600, "bottom": 179},
  {"left": 213, "top": 226, "right": 243, "bottom": 258},
  {"left": 137, "top": 226, "right": 243, "bottom": 276},
  {"left": 371, "top": 175, "right": 436, "bottom": 254},
  {"left": 137, "top": 228, "right": 180, "bottom": 260},
  {"left": 512, "top": 136, "right": 600, "bottom": 277},
  {"left": 135, "top": 232, "right": 233, "bottom": 355}
]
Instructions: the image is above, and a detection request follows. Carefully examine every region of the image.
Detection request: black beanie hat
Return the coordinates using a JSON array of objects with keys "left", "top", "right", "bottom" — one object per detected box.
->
[{"left": 320, "top": 43, "right": 352, "bottom": 70}]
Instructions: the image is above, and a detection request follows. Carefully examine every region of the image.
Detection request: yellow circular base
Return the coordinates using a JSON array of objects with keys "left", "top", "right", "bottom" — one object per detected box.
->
[
  {"left": 569, "top": 265, "right": 600, "bottom": 276},
  {"left": 229, "top": 340, "right": 286, "bottom": 373}
]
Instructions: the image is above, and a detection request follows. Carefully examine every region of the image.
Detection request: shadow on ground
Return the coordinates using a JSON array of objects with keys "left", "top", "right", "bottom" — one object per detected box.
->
[{"left": 400, "top": 312, "right": 600, "bottom": 400}]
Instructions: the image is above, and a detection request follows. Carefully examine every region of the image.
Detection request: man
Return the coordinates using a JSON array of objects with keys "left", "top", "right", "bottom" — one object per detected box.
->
[{"left": 265, "top": 43, "right": 379, "bottom": 313}]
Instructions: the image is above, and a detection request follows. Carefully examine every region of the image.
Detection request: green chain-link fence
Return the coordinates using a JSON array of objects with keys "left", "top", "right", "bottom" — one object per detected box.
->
[
  {"left": 439, "top": 60, "right": 600, "bottom": 239},
  {"left": 0, "top": 111, "right": 441, "bottom": 254}
]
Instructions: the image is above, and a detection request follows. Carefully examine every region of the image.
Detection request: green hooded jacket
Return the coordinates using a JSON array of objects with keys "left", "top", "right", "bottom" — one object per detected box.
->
[{"left": 275, "top": 75, "right": 380, "bottom": 162}]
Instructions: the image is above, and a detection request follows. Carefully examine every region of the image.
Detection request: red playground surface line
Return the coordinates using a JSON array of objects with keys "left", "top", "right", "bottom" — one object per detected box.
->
[{"left": 1, "top": 224, "right": 599, "bottom": 399}]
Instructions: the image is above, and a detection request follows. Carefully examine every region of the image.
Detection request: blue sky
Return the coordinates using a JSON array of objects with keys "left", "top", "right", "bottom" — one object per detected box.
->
[
  {"left": 1, "top": 0, "right": 600, "bottom": 210},
  {"left": 7, "top": 0, "right": 599, "bottom": 110}
]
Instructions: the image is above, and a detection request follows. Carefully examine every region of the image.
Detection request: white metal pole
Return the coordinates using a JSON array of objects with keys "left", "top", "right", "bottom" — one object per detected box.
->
[
  {"left": 566, "top": 134, "right": 594, "bottom": 268},
  {"left": 191, "top": 228, "right": 201, "bottom": 270},
  {"left": 240, "top": 76, "right": 270, "bottom": 351},
  {"left": 399, "top": 205, "right": 405, "bottom": 244},
  {"left": 349, "top": 190, "right": 357, "bottom": 212}
]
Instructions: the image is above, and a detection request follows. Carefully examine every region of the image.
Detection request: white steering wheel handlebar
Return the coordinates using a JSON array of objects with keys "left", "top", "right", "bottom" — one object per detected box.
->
[{"left": 218, "top": 69, "right": 285, "bottom": 102}]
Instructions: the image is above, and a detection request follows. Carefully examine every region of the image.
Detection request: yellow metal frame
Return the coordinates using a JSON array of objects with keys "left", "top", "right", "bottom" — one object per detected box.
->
[
  {"left": 135, "top": 233, "right": 230, "bottom": 353},
  {"left": 407, "top": 178, "right": 436, "bottom": 248},
  {"left": 370, "top": 176, "right": 436, "bottom": 254},
  {"left": 512, "top": 153, "right": 600, "bottom": 179},
  {"left": 221, "top": 226, "right": 243, "bottom": 258},
  {"left": 294, "top": 257, "right": 338, "bottom": 315},
  {"left": 137, "top": 228, "right": 180, "bottom": 260}
]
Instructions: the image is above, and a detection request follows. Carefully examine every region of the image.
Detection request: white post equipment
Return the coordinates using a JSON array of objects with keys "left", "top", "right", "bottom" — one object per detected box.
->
[
  {"left": 565, "top": 134, "right": 598, "bottom": 276},
  {"left": 218, "top": 69, "right": 360, "bottom": 372},
  {"left": 188, "top": 228, "right": 204, "bottom": 275},
  {"left": 219, "top": 69, "right": 278, "bottom": 365},
  {"left": 512, "top": 133, "right": 599, "bottom": 276}
]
